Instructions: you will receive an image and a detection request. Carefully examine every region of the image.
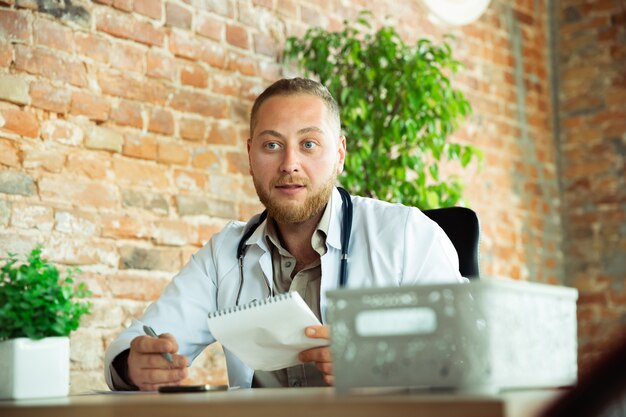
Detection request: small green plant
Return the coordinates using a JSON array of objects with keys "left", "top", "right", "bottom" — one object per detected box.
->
[
  {"left": 284, "top": 11, "right": 482, "bottom": 209},
  {"left": 0, "top": 246, "right": 92, "bottom": 341}
]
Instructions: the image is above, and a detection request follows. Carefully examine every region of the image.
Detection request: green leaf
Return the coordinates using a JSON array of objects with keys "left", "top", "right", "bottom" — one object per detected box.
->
[{"left": 0, "top": 246, "right": 92, "bottom": 341}]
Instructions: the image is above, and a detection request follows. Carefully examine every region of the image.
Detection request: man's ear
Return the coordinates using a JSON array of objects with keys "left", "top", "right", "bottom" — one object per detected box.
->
[
  {"left": 336, "top": 135, "right": 346, "bottom": 174},
  {"left": 247, "top": 138, "right": 253, "bottom": 175}
]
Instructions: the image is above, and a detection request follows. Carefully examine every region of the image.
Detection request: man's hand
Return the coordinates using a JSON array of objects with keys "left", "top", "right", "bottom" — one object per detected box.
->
[
  {"left": 299, "top": 325, "right": 333, "bottom": 385},
  {"left": 127, "top": 333, "right": 188, "bottom": 391}
]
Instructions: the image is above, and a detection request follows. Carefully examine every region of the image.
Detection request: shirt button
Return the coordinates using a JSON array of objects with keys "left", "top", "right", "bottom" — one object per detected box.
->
[
  {"left": 285, "top": 261, "right": 292, "bottom": 267},
  {"left": 291, "top": 380, "right": 302, "bottom": 387}
]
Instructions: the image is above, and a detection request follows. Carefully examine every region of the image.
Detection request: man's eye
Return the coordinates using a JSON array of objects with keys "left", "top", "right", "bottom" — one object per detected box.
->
[
  {"left": 265, "top": 142, "right": 279, "bottom": 150},
  {"left": 303, "top": 141, "right": 317, "bottom": 149}
]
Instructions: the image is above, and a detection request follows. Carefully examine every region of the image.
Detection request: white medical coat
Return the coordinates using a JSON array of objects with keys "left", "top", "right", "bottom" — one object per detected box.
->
[{"left": 104, "top": 188, "right": 465, "bottom": 389}]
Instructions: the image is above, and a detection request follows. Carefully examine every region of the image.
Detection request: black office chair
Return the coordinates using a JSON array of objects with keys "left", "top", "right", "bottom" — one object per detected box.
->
[{"left": 422, "top": 207, "right": 480, "bottom": 279}]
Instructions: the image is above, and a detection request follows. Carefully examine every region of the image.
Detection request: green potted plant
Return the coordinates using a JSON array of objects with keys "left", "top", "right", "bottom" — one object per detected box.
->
[
  {"left": 0, "top": 246, "right": 91, "bottom": 399},
  {"left": 284, "top": 11, "right": 482, "bottom": 209}
]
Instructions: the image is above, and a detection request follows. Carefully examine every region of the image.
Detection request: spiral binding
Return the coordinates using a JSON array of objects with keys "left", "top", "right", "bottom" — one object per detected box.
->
[{"left": 207, "top": 292, "right": 295, "bottom": 319}]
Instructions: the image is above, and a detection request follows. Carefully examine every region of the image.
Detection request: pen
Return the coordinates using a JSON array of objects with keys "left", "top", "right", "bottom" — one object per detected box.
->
[{"left": 143, "top": 325, "right": 174, "bottom": 363}]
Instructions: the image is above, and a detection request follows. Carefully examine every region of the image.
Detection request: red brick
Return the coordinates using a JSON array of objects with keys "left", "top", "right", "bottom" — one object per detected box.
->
[
  {"left": 226, "top": 151, "right": 248, "bottom": 174},
  {"left": 113, "top": 0, "right": 133, "bottom": 12},
  {"left": 113, "top": 157, "right": 170, "bottom": 188},
  {"left": 276, "top": 0, "right": 297, "bottom": 18},
  {"left": 0, "top": 107, "right": 39, "bottom": 138},
  {"left": 226, "top": 24, "right": 249, "bottom": 49},
  {"left": 66, "top": 151, "right": 110, "bottom": 180},
  {"left": 169, "top": 30, "right": 225, "bottom": 68},
  {"left": 33, "top": 18, "right": 73, "bottom": 52},
  {"left": 15, "top": 45, "right": 88, "bottom": 87},
  {"left": 208, "top": 122, "right": 237, "bottom": 145},
  {"left": 212, "top": 73, "right": 240, "bottom": 96},
  {"left": 119, "top": 245, "right": 181, "bottom": 272},
  {"left": 85, "top": 125, "right": 123, "bottom": 153},
  {"left": 258, "top": 60, "right": 281, "bottom": 82},
  {"left": 157, "top": 140, "right": 190, "bottom": 165},
  {"left": 108, "top": 272, "right": 170, "bottom": 301},
  {"left": 0, "top": 138, "right": 20, "bottom": 167},
  {"left": 179, "top": 117, "right": 206, "bottom": 141},
  {"left": 196, "top": 0, "right": 234, "bottom": 18},
  {"left": 11, "top": 203, "right": 55, "bottom": 231},
  {"left": 134, "top": 0, "right": 162, "bottom": 19},
  {"left": 239, "top": 78, "right": 264, "bottom": 101},
  {"left": 22, "top": 145, "right": 66, "bottom": 173},
  {"left": 39, "top": 174, "right": 119, "bottom": 209},
  {"left": 254, "top": 32, "right": 278, "bottom": 57},
  {"left": 194, "top": 223, "right": 222, "bottom": 245},
  {"left": 170, "top": 91, "right": 229, "bottom": 118},
  {"left": 191, "top": 147, "right": 219, "bottom": 170},
  {"left": 75, "top": 32, "right": 110, "bottom": 63},
  {"left": 196, "top": 12, "right": 222, "bottom": 41},
  {"left": 0, "top": 9, "right": 29, "bottom": 42},
  {"left": 147, "top": 50, "right": 176, "bottom": 81},
  {"left": 301, "top": 5, "right": 327, "bottom": 27},
  {"left": 227, "top": 51, "right": 257, "bottom": 76},
  {"left": 173, "top": 168, "right": 207, "bottom": 191},
  {"left": 166, "top": 1, "right": 192, "bottom": 29},
  {"left": 123, "top": 133, "right": 158, "bottom": 160},
  {"left": 198, "top": 41, "right": 226, "bottom": 69},
  {"left": 148, "top": 107, "right": 175, "bottom": 135},
  {"left": 180, "top": 62, "right": 208, "bottom": 88},
  {"left": 109, "top": 41, "right": 146, "bottom": 73},
  {"left": 29, "top": 80, "right": 71, "bottom": 113},
  {"left": 154, "top": 218, "right": 193, "bottom": 246},
  {"left": 112, "top": 100, "right": 144, "bottom": 129},
  {"left": 253, "top": 0, "right": 272, "bottom": 8},
  {"left": 102, "top": 214, "right": 151, "bottom": 239},
  {"left": 0, "top": 41, "right": 11, "bottom": 67},
  {"left": 96, "top": 8, "right": 164, "bottom": 47},
  {"left": 70, "top": 91, "right": 110, "bottom": 121},
  {"left": 239, "top": 201, "right": 263, "bottom": 222},
  {"left": 98, "top": 69, "right": 170, "bottom": 105},
  {"left": 40, "top": 120, "right": 84, "bottom": 146}
]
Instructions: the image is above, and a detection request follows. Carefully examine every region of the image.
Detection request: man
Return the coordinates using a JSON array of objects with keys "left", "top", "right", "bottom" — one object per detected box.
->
[{"left": 104, "top": 78, "right": 464, "bottom": 391}]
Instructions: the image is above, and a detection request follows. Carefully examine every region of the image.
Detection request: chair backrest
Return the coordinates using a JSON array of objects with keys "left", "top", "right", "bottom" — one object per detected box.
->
[{"left": 422, "top": 207, "right": 480, "bottom": 279}]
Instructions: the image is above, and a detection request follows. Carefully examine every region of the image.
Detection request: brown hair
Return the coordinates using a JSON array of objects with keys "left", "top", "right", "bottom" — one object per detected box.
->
[{"left": 249, "top": 77, "right": 341, "bottom": 137}]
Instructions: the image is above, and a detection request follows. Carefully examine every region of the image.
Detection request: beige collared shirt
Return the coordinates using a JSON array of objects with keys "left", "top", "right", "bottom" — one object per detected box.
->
[{"left": 252, "top": 203, "right": 332, "bottom": 388}]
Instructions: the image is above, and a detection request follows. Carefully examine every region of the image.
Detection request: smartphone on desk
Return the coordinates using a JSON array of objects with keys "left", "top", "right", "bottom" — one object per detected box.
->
[{"left": 158, "top": 384, "right": 229, "bottom": 394}]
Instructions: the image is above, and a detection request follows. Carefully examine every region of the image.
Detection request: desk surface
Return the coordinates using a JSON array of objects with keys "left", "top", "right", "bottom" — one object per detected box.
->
[{"left": 0, "top": 387, "right": 562, "bottom": 417}]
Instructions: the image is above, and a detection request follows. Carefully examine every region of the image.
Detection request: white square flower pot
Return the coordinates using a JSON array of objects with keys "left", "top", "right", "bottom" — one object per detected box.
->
[{"left": 0, "top": 336, "right": 70, "bottom": 399}]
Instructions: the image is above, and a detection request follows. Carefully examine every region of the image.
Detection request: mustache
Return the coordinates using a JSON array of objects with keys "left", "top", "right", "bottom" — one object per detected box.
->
[{"left": 272, "top": 175, "right": 310, "bottom": 187}]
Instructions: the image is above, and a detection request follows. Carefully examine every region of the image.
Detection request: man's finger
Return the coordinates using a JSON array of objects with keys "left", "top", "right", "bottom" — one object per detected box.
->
[
  {"left": 304, "top": 325, "right": 330, "bottom": 339},
  {"left": 130, "top": 335, "right": 176, "bottom": 354},
  {"left": 133, "top": 352, "right": 187, "bottom": 369},
  {"left": 299, "top": 346, "right": 332, "bottom": 363},
  {"left": 137, "top": 367, "right": 188, "bottom": 386},
  {"left": 158, "top": 333, "right": 179, "bottom": 352}
]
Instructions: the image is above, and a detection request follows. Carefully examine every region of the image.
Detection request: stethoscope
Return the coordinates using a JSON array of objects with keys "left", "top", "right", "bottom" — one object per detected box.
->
[{"left": 235, "top": 187, "right": 353, "bottom": 305}]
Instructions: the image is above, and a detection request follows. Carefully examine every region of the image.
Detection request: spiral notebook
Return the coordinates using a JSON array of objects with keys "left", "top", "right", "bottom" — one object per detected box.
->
[{"left": 207, "top": 292, "right": 327, "bottom": 371}]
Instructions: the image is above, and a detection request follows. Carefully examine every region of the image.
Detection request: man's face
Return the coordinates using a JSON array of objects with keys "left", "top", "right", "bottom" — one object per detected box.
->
[{"left": 247, "top": 94, "right": 346, "bottom": 224}]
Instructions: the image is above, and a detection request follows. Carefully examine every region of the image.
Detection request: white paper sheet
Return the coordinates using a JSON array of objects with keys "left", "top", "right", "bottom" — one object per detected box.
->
[{"left": 207, "top": 292, "right": 327, "bottom": 371}]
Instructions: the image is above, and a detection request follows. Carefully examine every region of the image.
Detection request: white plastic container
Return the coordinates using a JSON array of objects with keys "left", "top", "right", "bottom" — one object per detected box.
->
[
  {"left": 0, "top": 336, "right": 70, "bottom": 399},
  {"left": 327, "top": 279, "right": 578, "bottom": 394}
]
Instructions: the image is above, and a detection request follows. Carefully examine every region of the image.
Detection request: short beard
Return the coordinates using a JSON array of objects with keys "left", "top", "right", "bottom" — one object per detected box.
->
[{"left": 253, "top": 172, "right": 336, "bottom": 224}]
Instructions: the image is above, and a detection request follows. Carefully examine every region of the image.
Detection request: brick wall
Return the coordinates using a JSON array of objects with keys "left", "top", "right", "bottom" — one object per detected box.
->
[
  {"left": 557, "top": 0, "right": 626, "bottom": 373},
  {"left": 0, "top": 0, "right": 622, "bottom": 391}
]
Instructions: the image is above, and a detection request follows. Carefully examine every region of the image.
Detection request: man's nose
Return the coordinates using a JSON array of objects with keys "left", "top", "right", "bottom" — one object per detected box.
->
[{"left": 280, "top": 147, "right": 300, "bottom": 173}]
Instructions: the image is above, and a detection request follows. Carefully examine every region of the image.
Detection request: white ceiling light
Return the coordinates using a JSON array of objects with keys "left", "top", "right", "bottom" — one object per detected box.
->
[{"left": 422, "top": 0, "right": 492, "bottom": 26}]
